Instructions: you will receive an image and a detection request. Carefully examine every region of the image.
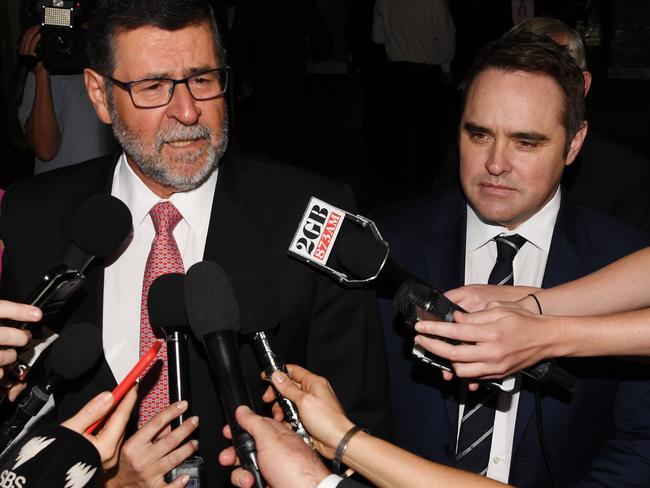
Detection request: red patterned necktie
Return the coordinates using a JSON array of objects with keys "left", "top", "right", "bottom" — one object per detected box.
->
[{"left": 138, "top": 201, "right": 185, "bottom": 426}]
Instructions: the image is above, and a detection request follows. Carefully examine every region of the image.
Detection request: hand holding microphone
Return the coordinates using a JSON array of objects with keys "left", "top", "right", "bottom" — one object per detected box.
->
[
  {"left": 0, "top": 300, "right": 40, "bottom": 372},
  {"left": 184, "top": 261, "right": 265, "bottom": 488}
]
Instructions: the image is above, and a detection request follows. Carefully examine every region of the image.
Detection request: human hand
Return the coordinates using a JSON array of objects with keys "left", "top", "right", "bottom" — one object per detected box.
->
[
  {"left": 60, "top": 386, "right": 138, "bottom": 470},
  {"left": 414, "top": 307, "right": 556, "bottom": 379},
  {"left": 103, "top": 400, "right": 199, "bottom": 487},
  {"left": 18, "top": 25, "right": 45, "bottom": 73},
  {"left": 219, "top": 405, "right": 330, "bottom": 488},
  {"left": 18, "top": 26, "right": 41, "bottom": 57},
  {"left": 262, "top": 365, "right": 354, "bottom": 459},
  {"left": 445, "top": 284, "right": 539, "bottom": 313},
  {"left": 0, "top": 300, "right": 39, "bottom": 383}
]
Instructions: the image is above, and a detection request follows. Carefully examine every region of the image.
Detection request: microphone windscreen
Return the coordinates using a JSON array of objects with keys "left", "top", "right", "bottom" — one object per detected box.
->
[
  {"left": 43, "top": 323, "right": 102, "bottom": 380},
  {"left": 148, "top": 273, "right": 188, "bottom": 331},
  {"left": 0, "top": 424, "right": 100, "bottom": 488},
  {"left": 71, "top": 195, "right": 132, "bottom": 259},
  {"left": 333, "top": 232, "right": 387, "bottom": 279},
  {"left": 229, "top": 273, "right": 280, "bottom": 335},
  {"left": 184, "top": 261, "right": 240, "bottom": 339}
]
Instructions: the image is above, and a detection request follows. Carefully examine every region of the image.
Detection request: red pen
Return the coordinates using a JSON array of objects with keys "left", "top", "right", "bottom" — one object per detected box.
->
[{"left": 86, "top": 341, "right": 162, "bottom": 434}]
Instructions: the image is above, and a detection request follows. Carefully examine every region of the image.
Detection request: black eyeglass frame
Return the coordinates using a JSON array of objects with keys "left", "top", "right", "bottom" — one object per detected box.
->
[{"left": 104, "top": 67, "right": 230, "bottom": 109}]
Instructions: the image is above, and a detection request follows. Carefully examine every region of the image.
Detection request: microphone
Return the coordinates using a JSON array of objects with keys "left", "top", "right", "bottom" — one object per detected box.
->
[
  {"left": 184, "top": 261, "right": 265, "bottom": 488},
  {"left": 9, "top": 194, "right": 132, "bottom": 332},
  {"left": 333, "top": 231, "right": 575, "bottom": 390},
  {"left": 231, "top": 273, "right": 314, "bottom": 448},
  {"left": 0, "top": 424, "right": 101, "bottom": 488},
  {"left": 148, "top": 273, "right": 205, "bottom": 486},
  {"left": 0, "top": 323, "right": 103, "bottom": 454}
]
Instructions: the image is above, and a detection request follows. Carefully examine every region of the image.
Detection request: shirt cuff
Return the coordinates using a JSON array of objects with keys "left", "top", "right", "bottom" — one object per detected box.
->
[{"left": 317, "top": 473, "right": 344, "bottom": 488}]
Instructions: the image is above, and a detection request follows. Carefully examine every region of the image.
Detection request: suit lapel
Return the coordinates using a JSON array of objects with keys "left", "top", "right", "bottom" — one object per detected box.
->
[
  {"left": 60, "top": 153, "right": 120, "bottom": 338},
  {"left": 422, "top": 190, "right": 468, "bottom": 440},
  {"left": 513, "top": 194, "right": 586, "bottom": 451},
  {"left": 202, "top": 152, "right": 264, "bottom": 275}
]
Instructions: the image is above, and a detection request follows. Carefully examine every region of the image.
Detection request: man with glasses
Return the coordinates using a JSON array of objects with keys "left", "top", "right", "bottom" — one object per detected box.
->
[{"left": 0, "top": 0, "right": 392, "bottom": 485}]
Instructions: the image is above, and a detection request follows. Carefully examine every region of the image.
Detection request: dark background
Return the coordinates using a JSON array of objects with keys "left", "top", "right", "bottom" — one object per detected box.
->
[{"left": 0, "top": 0, "right": 648, "bottom": 213}]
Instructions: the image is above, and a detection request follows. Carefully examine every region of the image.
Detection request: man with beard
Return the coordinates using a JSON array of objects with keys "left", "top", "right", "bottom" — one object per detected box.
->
[{"left": 0, "top": 0, "right": 392, "bottom": 485}]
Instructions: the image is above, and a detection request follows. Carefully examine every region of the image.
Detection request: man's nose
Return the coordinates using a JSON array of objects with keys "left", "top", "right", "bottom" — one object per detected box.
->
[{"left": 165, "top": 83, "right": 201, "bottom": 126}]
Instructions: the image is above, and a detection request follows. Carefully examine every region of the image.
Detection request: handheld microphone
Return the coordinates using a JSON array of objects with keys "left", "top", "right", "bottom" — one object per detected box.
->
[
  {"left": 0, "top": 195, "right": 130, "bottom": 403},
  {"left": 184, "top": 261, "right": 265, "bottom": 488},
  {"left": 334, "top": 231, "right": 575, "bottom": 390},
  {"left": 0, "top": 323, "right": 103, "bottom": 454},
  {"left": 148, "top": 273, "right": 206, "bottom": 486},
  {"left": 287, "top": 197, "right": 574, "bottom": 391},
  {"left": 9, "top": 194, "right": 132, "bottom": 332},
  {"left": 231, "top": 273, "right": 314, "bottom": 448}
]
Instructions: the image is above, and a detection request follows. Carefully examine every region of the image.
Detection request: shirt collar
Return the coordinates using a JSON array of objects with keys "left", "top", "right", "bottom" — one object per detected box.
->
[
  {"left": 466, "top": 187, "right": 561, "bottom": 254},
  {"left": 112, "top": 152, "right": 219, "bottom": 231}
]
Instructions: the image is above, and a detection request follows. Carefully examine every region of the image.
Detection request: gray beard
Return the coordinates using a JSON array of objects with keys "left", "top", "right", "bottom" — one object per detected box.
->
[{"left": 108, "top": 94, "right": 228, "bottom": 192}]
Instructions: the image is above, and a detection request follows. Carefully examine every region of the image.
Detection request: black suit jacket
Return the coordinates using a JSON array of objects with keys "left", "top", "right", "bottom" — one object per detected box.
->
[
  {"left": 0, "top": 150, "right": 393, "bottom": 486},
  {"left": 373, "top": 188, "right": 650, "bottom": 487}
]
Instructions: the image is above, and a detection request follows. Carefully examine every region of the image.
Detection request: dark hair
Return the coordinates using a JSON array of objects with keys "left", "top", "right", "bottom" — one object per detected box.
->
[
  {"left": 460, "top": 31, "right": 585, "bottom": 152},
  {"left": 86, "top": 0, "right": 225, "bottom": 76}
]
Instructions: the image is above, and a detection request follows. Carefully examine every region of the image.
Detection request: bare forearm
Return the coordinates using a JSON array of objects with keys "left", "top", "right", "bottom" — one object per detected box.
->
[
  {"left": 535, "top": 247, "right": 650, "bottom": 316},
  {"left": 548, "top": 308, "right": 650, "bottom": 358},
  {"left": 25, "top": 67, "right": 61, "bottom": 161},
  {"left": 342, "top": 432, "right": 507, "bottom": 488}
]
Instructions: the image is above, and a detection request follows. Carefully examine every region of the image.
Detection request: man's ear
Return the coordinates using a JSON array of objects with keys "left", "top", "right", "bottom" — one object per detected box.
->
[
  {"left": 84, "top": 68, "right": 112, "bottom": 124},
  {"left": 565, "top": 121, "right": 588, "bottom": 167}
]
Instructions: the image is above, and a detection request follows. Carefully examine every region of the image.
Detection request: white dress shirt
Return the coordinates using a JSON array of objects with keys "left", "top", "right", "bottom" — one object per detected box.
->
[
  {"left": 103, "top": 153, "right": 218, "bottom": 383},
  {"left": 459, "top": 188, "right": 561, "bottom": 482},
  {"left": 372, "top": 0, "right": 455, "bottom": 67}
]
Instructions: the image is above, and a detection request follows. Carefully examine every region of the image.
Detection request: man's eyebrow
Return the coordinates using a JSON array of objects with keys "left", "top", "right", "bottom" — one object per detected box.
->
[
  {"left": 137, "top": 66, "right": 217, "bottom": 80},
  {"left": 463, "top": 122, "right": 494, "bottom": 137},
  {"left": 509, "top": 131, "right": 550, "bottom": 142}
]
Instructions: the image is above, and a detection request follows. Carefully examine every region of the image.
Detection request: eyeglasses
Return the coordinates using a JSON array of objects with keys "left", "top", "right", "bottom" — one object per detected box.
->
[{"left": 105, "top": 67, "right": 229, "bottom": 108}]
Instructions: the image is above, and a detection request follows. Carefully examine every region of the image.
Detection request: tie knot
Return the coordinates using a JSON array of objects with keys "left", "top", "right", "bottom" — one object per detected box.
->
[
  {"left": 494, "top": 234, "right": 526, "bottom": 262},
  {"left": 149, "top": 201, "right": 183, "bottom": 235}
]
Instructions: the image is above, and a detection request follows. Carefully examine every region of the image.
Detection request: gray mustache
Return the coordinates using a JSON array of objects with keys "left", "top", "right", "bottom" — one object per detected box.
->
[{"left": 156, "top": 124, "right": 212, "bottom": 147}]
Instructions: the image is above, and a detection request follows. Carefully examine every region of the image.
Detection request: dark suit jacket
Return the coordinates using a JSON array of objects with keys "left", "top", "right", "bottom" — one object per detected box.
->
[
  {"left": 373, "top": 188, "right": 650, "bottom": 487},
  {"left": 0, "top": 150, "right": 393, "bottom": 487}
]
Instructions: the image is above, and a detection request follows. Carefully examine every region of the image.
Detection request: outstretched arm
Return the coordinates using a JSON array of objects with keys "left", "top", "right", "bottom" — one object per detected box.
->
[{"left": 265, "top": 365, "right": 507, "bottom": 488}]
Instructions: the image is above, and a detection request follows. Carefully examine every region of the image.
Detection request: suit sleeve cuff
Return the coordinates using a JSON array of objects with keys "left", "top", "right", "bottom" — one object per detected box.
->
[{"left": 317, "top": 473, "right": 345, "bottom": 488}]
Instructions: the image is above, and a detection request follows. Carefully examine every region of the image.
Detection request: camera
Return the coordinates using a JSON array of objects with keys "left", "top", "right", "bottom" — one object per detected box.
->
[{"left": 36, "top": 0, "right": 89, "bottom": 73}]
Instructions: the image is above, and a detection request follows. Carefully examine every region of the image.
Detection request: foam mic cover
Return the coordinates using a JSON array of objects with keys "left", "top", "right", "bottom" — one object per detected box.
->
[
  {"left": 230, "top": 274, "right": 280, "bottom": 336},
  {"left": 184, "top": 261, "right": 239, "bottom": 338},
  {"left": 333, "top": 231, "right": 420, "bottom": 298},
  {"left": 43, "top": 322, "right": 103, "bottom": 380},
  {"left": 65, "top": 194, "right": 132, "bottom": 271},
  {"left": 148, "top": 273, "right": 188, "bottom": 332},
  {"left": 0, "top": 424, "right": 101, "bottom": 488}
]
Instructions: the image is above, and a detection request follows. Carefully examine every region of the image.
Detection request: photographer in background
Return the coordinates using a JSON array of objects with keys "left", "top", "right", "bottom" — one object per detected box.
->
[{"left": 17, "top": 0, "right": 114, "bottom": 174}]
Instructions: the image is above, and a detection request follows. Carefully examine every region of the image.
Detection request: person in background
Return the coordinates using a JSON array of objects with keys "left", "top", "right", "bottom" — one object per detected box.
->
[{"left": 17, "top": 19, "right": 115, "bottom": 174}]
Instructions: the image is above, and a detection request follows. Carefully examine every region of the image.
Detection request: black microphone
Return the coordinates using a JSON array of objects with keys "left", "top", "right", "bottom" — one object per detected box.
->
[
  {"left": 0, "top": 195, "right": 131, "bottom": 404},
  {"left": 0, "top": 323, "right": 103, "bottom": 454},
  {"left": 0, "top": 424, "right": 101, "bottom": 488},
  {"left": 184, "top": 261, "right": 265, "bottom": 488},
  {"left": 12, "top": 194, "right": 132, "bottom": 332},
  {"left": 231, "top": 273, "right": 314, "bottom": 448},
  {"left": 333, "top": 231, "right": 575, "bottom": 390},
  {"left": 148, "top": 273, "right": 206, "bottom": 486}
]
